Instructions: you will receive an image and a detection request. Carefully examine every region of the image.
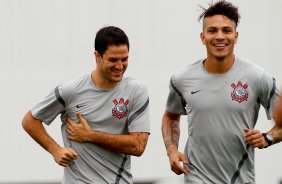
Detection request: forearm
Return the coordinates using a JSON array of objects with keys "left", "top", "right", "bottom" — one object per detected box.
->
[
  {"left": 22, "top": 111, "right": 61, "bottom": 154},
  {"left": 87, "top": 131, "right": 149, "bottom": 157},
  {"left": 162, "top": 112, "right": 180, "bottom": 155},
  {"left": 66, "top": 113, "right": 149, "bottom": 156},
  {"left": 273, "top": 95, "right": 282, "bottom": 126},
  {"left": 268, "top": 124, "right": 282, "bottom": 144}
]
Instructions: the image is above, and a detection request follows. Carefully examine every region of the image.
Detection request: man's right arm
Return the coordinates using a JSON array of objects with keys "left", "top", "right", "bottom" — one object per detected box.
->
[
  {"left": 22, "top": 111, "right": 78, "bottom": 167},
  {"left": 161, "top": 111, "right": 188, "bottom": 175}
]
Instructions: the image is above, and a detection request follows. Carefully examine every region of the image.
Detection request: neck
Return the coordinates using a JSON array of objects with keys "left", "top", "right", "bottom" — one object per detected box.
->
[
  {"left": 91, "top": 71, "right": 118, "bottom": 90},
  {"left": 204, "top": 55, "right": 235, "bottom": 74}
]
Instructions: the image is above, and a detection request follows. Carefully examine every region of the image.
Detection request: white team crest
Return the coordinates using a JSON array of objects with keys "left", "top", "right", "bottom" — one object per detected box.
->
[
  {"left": 112, "top": 98, "right": 129, "bottom": 119},
  {"left": 231, "top": 81, "right": 249, "bottom": 103}
]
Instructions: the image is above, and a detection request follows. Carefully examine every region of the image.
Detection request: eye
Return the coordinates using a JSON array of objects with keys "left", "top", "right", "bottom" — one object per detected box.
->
[
  {"left": 108, "top": 58, "right": 118, "bottom": 62},
  {"left": 207, "top": 28, "right": 217, "bottom": 33},
  {"left": 223, "top": 27, "right": 233, "bottom": 33},
  {"left": 121, "top": 57, "right": 128, "bottom": 62}
]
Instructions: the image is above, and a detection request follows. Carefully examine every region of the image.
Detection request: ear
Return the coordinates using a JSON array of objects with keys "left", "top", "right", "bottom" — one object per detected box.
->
[
  {"left": 200, "top": 32, "right": 205, "bottom": 45},
  {"left": 234, "top": 31, "right": 239, "bottom": 44},
  {"left": 94, "top": 51, "right": 102, "bottom": 63}
]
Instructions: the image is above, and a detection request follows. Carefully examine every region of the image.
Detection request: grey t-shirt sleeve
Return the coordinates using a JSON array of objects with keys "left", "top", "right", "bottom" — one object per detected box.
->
[
  {"left": 31, "top": 84, "right": 65, "bottom": 125},
  {"left": 258, "top": 71, "right": 279, "bottom": 119},
  {"left": 127, "top": 84, "right": 150, "bottom": 133},
  {"left": 166, "top": 76, "right": 187, "bottom": 115}
]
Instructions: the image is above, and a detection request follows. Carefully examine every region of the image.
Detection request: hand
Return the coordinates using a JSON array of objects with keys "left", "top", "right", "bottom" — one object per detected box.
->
[
  {"left": 66, "top": 112, "right": 92, "bottom": 142},
  {"left": 51, "top": 147, "right": 78, "bottom": 167},
  {"left": 244, "top": 128, "right": 267, "bottom": 149},
  {"left": 167, "top": 147, "right": 189, "bottom": 175}
]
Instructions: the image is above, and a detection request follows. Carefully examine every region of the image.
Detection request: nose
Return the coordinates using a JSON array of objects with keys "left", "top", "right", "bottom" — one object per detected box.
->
[
  {"left": 215, "top": 30, "right": 225, "bottom": 40},
  {"left": 114, "top": 60, "right": 123, "bottom": 69}
]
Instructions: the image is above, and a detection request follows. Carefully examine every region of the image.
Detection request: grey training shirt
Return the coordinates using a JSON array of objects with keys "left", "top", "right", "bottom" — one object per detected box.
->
[
  {"left": 166, "top": 57, "right": 278, "bottom": 184},
  {"left": 31, "top": 74, "right": 150, "bottom": 184}
]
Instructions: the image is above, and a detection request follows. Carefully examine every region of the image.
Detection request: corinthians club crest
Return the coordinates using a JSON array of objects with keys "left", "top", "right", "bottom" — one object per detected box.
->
[
  {"left": 231, "top": 81, "right": 249, "bottom": 103},
  {"left": 112, "top": 98, "right": 129, "bottom": 119}
]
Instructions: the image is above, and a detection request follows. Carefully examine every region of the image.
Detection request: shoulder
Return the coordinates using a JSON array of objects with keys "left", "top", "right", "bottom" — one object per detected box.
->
[
  {"left": 120, "top": 77, "right": 149, "bottom": 98},
  {"left": 236, "top": 56, "right": 275, "bottom": 88},
  {"left": 58, "top": 74, "right": 90, "bottom": 98},
  {"left": 171, "top": 59, "right": 203, "bottom": 83},
  {"left": 121, "top": 77, "right": 147, "bottom": 90},
  {"left": 65, "top": 74, "right": 89, "bottom": 88},
  {"left": 236, "top": 57, "right": 267, "bottom": 75}
]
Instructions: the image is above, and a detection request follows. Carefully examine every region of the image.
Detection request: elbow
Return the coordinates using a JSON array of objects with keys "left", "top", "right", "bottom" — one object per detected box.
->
[
  {"left": 131, "top": 142, "right": 147, "bottom": 157},
  {"left": 134, "top": 153, "right": 143, "bottom": 157},
  {"left": 132, "top": 147, "right": 145, "bottom": 157},
  {"left": 22, "top": 114, "right": 29, "bottom": 132},
  {"left": 22, "top": 111, "right": 37, "bottom": 132},
  {"left": 129, "top": 132, "right": 149, "bottom": 157}
]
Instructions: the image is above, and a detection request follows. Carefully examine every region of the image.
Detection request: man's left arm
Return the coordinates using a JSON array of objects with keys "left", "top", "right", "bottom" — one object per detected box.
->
[
  {"left": 66, "top": 113, "right": 149, "bottom": 156},
  {"left": 270, "top": 94, "right": 282, "bottom": 145},
  {"left": 244, "top": 125, "right": 282, "bottom": 149},
  {"left": 267, "top": 124, "right": 282, "bottom": 145},
  {"left": 245, "top": 72, "right": 282, "bottom": 148}
]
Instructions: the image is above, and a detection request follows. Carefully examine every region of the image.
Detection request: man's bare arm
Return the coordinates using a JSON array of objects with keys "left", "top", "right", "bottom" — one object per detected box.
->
[
  {"left": 269, "top": 95, "right": 282, "bottom": 144},
  {"left": 162, "top": 111, "right": 180, "bottom": 154},
  {"left": 66, "top": 113, "right": 149, "bottom": 157},
  {"left": 161, "top": 111, "right": 188, "bottom": 175},
  {"left": 22, "top": 111, "right": 78, "bottom": 167}
]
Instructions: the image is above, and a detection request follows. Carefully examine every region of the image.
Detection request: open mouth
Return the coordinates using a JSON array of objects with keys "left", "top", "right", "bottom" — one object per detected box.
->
[
  {"left": 213, "top": 43, "right": 228, "bottom": 48},
  {"left": 111, "top": 69, "right": 123, "bottom": 77}
]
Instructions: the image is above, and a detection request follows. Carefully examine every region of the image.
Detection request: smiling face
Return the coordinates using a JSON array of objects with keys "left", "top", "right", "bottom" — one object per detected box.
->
[
  {"left": 201, "top": 15, "right": 238, "bottom": 61},
  {"left": 95, "top": 44, "right": 128, "bottom": 88}
]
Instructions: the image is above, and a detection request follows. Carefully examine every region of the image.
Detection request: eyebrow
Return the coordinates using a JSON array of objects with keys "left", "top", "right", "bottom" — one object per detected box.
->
[
  {"left": 206, "top": 26, "right": 234, "bottom": 30},
  {"left": 108, "top": 56, "right": 128, "bottom": 61}
]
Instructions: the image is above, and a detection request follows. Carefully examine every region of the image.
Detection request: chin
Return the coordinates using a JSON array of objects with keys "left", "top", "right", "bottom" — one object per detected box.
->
[
  {"left": 112, "top": 73, "right": 124, "bottom": 81},
  {"left": 111, "top": 77, "right": 123, "bottom": 82},
  {"left": 213, "top": 52, "right": 229, "bottom": 60},
  {"left": 215, "top": 56, "right": 226, "bottom": 61}
]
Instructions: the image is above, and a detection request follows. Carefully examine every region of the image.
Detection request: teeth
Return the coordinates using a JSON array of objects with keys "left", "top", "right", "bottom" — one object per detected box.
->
[
  {"left": 214, "top": 44, "right": 225, "bottom": 47},
  {"left": 113, "top": 70, "right": 121, "bottom": 74}
]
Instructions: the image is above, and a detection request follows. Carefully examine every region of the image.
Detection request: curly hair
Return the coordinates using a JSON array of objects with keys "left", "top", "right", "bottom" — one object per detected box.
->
[{"left": 198, "top": 1, "right": 240, "bottom": 27}]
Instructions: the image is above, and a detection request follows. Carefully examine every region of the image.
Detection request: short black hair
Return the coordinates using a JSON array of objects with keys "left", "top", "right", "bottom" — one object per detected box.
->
[
  {"left": 95, "top": 26, "right": 129, "bottom": 56},
  {"left": 198, "top": 1, "right": 240, "bottom": 27}
]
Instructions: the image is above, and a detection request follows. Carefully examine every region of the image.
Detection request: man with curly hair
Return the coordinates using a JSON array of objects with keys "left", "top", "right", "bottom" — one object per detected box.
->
[{"left": 162, "top": 1, "right": 282, "bottom": 183}]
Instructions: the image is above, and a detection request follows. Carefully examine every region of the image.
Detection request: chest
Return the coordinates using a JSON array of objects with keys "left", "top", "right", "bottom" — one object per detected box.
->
[
  {"left": 64, "top": 89, "right": 133, "bottom": 133},
  {"left": 182, "top": 76, "right": 258, "bottom": 112}
]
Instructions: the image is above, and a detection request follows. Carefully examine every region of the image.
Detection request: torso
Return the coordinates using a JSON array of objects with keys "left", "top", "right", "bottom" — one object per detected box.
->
[{"left": 167, "top": 56, "right": 277, "bottom": 183}]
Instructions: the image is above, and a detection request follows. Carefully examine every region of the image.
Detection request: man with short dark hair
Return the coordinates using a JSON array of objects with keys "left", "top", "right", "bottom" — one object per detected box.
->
[
  {"left": 162, "top": 1, "right": 282, "bottom": 183},
  {"left": 22, "top": 26, "right": 150, "bottom": 184}
]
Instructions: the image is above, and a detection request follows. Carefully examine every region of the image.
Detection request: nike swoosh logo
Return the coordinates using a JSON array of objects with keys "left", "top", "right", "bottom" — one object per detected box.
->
[
  {"left": 76, "top": 104, "right": 86, "bottom": 108},
  {"left": 191, "top": 90, "right": 202, "bottom": 94}
]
